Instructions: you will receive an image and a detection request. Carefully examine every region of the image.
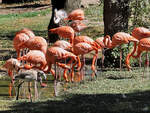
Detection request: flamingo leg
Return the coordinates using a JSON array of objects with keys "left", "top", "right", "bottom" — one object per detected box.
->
[
  {"left": 119, "top": 46, "right": 122, "bottom": 71},
  {"left": 101, "top": 49, "right": 105, "bottom": 69},
  {"left": 54, "top": 62, "right": 58, "bottom": 96},
  {"left": 80, "top": 55, "right": 85, "bottom": 81},
  {"left": 91, "top": 48, "right": 98, "bottom": 78},
  {"left": 34, "top": 81, "right": 38, "bottom": 100},
  {"left": 8, "top": 70, "right": 14, "bottom": 97},
  {"left": 28, "top": 82, "right": 32, "bottom": 102},
  {"left": 16, "top": 81, "right": 24, "bottom": 100}
]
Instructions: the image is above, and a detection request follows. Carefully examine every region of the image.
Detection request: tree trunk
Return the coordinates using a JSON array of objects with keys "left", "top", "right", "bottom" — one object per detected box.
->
[
  {"left": 103, "top": 0, "right": 130, "bottom": 67},
  {"left": 48, "top": 0, "right": 81, "bottom": 43}
]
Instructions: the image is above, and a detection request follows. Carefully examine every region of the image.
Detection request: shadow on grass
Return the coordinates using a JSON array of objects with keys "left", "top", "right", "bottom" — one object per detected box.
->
[
  {"left": 1, "top": 90, "right": 150, "bottom": 113},
  {"left": 1, "top": 4, "right": 50, "bottom": 9}
]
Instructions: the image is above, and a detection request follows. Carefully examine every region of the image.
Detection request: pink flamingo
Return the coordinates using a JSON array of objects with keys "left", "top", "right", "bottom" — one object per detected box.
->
[
  {"left": 49, "top": 26, "right": 75, "bottom": 45},
  {"left": 18, "top": 36, "right": 47, "bottom": 55},
  {"left": 103, "top": 32, "right": 139, "bottom": 70},
  {"left": 13, "top": 33, "right": 30, "bottom": 58},
  {"left": 3, "top": 58, "right": 21, "bottom": 96},
  {"left": 64, "top": 9, "right": 85, "bottom": 21},
  {"left": 17, "top": 50, "right": 47, "bottom": 71}
]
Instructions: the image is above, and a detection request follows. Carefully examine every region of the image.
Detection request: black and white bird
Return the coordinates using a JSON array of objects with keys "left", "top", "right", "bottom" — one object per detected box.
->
[{"left": 14, "top": 69, "right": 47, "bottom": 102}]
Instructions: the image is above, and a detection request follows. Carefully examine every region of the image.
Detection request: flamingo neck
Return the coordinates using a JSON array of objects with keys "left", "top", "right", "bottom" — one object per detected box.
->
[{"left": 104, "top": 35, "right": 113, "bottom": 49}]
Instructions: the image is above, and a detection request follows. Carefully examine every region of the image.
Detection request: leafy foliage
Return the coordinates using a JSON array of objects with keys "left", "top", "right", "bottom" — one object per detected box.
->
[{"left": 129, "top": 0, "right": 150, "bottom": 29}]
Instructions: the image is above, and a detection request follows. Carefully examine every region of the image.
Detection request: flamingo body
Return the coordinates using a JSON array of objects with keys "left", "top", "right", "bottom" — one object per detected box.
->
[
  {"left": 49, "top": 26, "right": 74, "bottom": 45},
  {"left": 64, "top": 9, "right": 84, "bottom": 21},
  {"left": 19, "top": 36, "right": 47, "bottom": 55},
  {"left": 16, "top": 28, "right": 35, "bottom": 38},
  {"left": 53, "top": 40, "right": 72, "bottom": 51},
  {"left": 132, "top": 27, "right": 150, "bottom": 40},
  {"left": 18, "top": 50, "right": 47, "bottom": 70}
]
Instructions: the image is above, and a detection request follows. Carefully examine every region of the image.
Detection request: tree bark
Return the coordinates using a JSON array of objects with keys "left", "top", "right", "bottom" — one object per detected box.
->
[
  {"left": 103, "top": 0, "right": 130, "bottom": 67},
  {"left": 48, "top": 0, "right": 81, "bottom": 43}
]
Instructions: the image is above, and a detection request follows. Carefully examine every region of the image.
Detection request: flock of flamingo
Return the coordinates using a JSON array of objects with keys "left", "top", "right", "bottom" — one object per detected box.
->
[{"left": 2, "top": 8, "right": 150, "bottom": 101}]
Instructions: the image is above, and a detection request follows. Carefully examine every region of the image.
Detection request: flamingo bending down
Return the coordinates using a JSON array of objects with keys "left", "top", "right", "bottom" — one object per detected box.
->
[
  {"left": 17, "top": 50, "right": 47, "bottom": 71},
  {"left": 64, "top": 9, "right": 84, "bottom": 21},
  {"left": 14, "top": 69, "right": 46, "bottom": 102},
  {"left": 126, "top": 38, "right": 150, "bottom": 71},
  {"left": 49, "top": 26, "right": 75, "bottom": 45},
  {"left": 131, "top": 27, "right": 150, "bottom": 67},
  {"left": 18, "top": 36, "right": 47, "bottom": 55},
  {"left": 13, "top": 33, "right": 30, "bottom": 58},
  {"left": 103, "top": 32, "right": 139, "bottom": 69},
  {"left": 45, "top": 47, "right": 81, "bottom": 82},
  {"left": 3, "top": 58, "right": 21, "bottom": 96}
]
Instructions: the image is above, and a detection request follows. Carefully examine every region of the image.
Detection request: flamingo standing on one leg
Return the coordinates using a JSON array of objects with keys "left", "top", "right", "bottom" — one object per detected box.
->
[
  {"left": 3, "top": 58, "right": 21, "bottom": 96},
  {"left": 103, "top": 32, "right": 139, "bottom": 70}
]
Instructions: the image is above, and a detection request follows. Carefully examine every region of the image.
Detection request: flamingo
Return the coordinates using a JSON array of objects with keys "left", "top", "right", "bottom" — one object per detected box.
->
[
  {"left": 126, "top": 38, "right": 150, "bottom": 71},
  {"left": 45, "top": 47, "right": 81, "bottom": 81},
  {"left": 14, "top": 69, "right": 46, "bottom": 102},
  {"left": 95, "top": 37, "right": 108, "bottom": 68},
  {"left": 18, "top": 36, "right": 48, "bottom": 55},
  {"left": 74, "top": 35, "right": 101, "bottom": 49},
  {"left": 52, "top": 40, "right": 73, "bottom": 81},
  {"left": 63, "top": 42, "right": 98, "bottom": 81},
  {"left": 64, "top": 9, "right": 85, "bottom": 21},
  {"left": 131, "top": 27, "right": 150, "bottom": 68},
  {"left": 49, "top": 26, "right": 75, "bottom": 45},
  {"left": 70, "top": 20, "right": 87, "bottom": 36},
  {"left": 13, "top": 33, "right": 30, "bottom": 58},
  {"left": 15, "top": 28, "right": 35, "bottom": 38},
  {"left": 73, "top": 36, "right": 101, "bottom": 77},
  {"left": 103, "top": 32, "right": 139, "bottom": 70},
  {"left": 3, "top": 58, "right": 21, "bottom": 96},
  {"left": 45, "top": 47, "right": 80, "bottom": 95},
  {"left": 52, "top": 40, "right": 72, "bottom": 52},
  {"left": 17, "top": 50, "right": 47, "bottom": 71}
]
